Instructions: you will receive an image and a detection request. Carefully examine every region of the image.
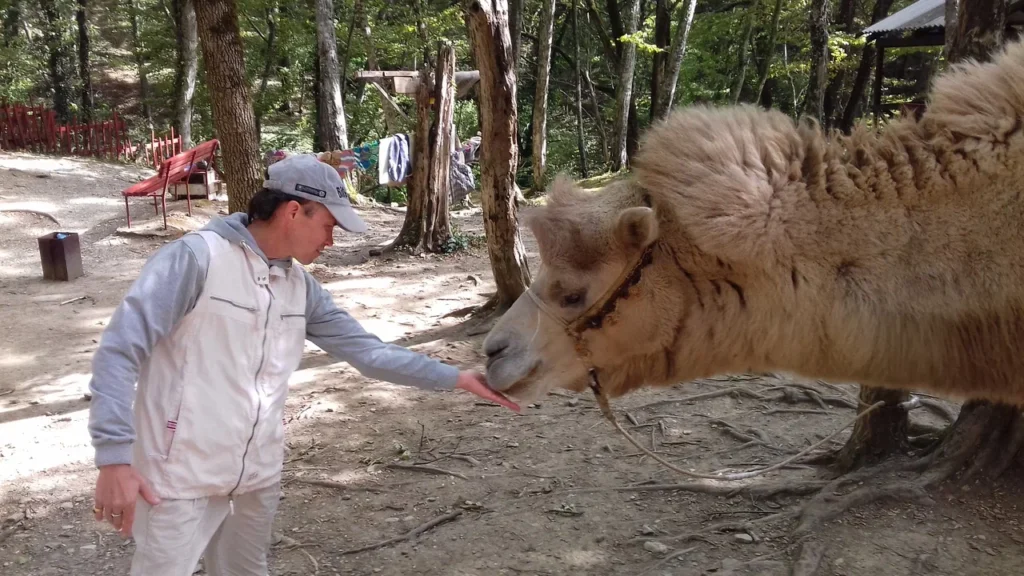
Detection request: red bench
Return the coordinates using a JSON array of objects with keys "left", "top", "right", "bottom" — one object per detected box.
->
[{"left": 121, "top": 139, "right": 220, "bottom": 229}]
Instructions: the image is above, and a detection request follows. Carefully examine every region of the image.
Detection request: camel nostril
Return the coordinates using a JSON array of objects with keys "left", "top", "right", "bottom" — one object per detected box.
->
[{"left": 484, "top": 338, "right": 509, "bottom": 359}]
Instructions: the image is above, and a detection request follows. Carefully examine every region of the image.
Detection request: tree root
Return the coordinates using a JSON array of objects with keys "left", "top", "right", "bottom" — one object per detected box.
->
[
  {"left": 790, "top": 541, "right": 826, "bottom": 576},
  {"left": 572, "top": 479, "right": 829, "bottom": 499},
  {"left": 0, "top": 207, "right": 60, "bottom": 225},
  {"left": 340, "top": 510, "right": 463, "bottom": 555}
]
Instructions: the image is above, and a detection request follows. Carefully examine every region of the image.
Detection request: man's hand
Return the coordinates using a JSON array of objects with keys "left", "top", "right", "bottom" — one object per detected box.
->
[
  {"left": 94, "top": 464, "right": 161, "bottom": 538},
  {"left": 455, "top": 371, "right": 520, "bottom": 412}
]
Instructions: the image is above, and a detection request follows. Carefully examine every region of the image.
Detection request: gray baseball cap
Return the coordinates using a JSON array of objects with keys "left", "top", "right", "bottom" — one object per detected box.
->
[{"left": 263, "top": 153, "right": 368, "bottom": 233}]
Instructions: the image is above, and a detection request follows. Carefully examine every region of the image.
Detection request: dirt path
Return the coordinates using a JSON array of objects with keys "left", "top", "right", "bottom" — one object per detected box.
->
[{"left": 1, "top": 151, "right": 1022, "bottom": 575}]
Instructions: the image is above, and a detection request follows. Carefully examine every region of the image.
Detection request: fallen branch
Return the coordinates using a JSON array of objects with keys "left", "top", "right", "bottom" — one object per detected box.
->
[
  {"left": 60, "top": 295, "right": 90, "bottom": 305},
  {"left": 341, "top": 510, "right": 463, "bottom": 555},
  {"left": 289, "top": 478, "right": 385, "bottom": 492},
  {"left": 386, "top": 462, "right": 468, "bottom": 480}
]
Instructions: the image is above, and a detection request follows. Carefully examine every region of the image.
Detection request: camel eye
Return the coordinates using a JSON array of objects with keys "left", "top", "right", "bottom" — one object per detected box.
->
[{"left": 561, "top": 292, "right": 584, "bottom": 307}]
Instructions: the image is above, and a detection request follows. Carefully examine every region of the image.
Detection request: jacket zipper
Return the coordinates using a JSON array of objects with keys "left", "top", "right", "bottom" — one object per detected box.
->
[{"left": 228, "top": 249, "right": 273, "bottom": 512}]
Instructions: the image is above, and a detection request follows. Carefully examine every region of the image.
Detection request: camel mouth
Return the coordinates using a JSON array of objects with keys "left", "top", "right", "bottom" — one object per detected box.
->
[{"left": 487, "top": 357, "right": 542, "bottom": 397}]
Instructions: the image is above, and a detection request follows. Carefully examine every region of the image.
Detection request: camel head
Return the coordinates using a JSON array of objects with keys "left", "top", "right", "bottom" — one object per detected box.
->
[{"left": 484, "top": 175, "right": 685, "bottom": 403}]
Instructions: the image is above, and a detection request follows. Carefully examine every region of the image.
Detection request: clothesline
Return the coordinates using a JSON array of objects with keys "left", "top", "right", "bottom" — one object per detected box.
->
[{"left": 264, "top": 131, "right": 477, "bottom": 203}]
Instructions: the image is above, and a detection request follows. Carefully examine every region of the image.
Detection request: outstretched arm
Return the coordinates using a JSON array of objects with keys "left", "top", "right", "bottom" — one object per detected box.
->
[
  {"left": 302, "top": 271, "right": 518, "bottom": 410},
  {"left": 302, "top": 270, "right": 460, "bottom": 390}
]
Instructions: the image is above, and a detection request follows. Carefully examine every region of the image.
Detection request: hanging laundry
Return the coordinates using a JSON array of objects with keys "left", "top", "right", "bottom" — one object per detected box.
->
[
  {"left": 449, "top": 151, "right": 475, "bottom": 205},
  {"left": 387, "top": 134, "right": 411, "bottom": 185},
  {"left": 377, "top": 136, "right": 394, "bottom": 186}
]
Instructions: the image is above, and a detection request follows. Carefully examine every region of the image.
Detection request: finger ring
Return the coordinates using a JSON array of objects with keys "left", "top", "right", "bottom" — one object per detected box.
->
[{"left": 111, "top": 512, "right": 122, "bottom": 517}]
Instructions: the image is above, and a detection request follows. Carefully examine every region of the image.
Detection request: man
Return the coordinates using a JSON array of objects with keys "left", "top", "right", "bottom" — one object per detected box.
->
[{"left": 88, "top": 153, "right": 519, "bottom": 575}]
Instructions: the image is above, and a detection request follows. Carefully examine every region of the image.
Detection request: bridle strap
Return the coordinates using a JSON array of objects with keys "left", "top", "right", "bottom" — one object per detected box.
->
[{"left": 524, "top": 241, "right": 658, "bottom": 365}]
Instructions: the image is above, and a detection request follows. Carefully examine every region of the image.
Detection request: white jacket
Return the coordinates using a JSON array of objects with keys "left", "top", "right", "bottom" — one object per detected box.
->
[{"left": 88, "top": 214, "right": 459, "bottom": 499}]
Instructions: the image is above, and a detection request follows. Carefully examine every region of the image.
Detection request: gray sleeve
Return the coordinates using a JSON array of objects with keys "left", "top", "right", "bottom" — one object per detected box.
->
[
  {"left": 87, "top": 235, "right": 210, "bottom": 468},
  {"left": 302, "top": 270, "right": 460, "bottom": 391}
]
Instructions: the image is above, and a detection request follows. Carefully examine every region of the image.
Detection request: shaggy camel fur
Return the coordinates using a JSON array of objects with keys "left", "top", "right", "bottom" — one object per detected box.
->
[{"left": 483, "top": 38, "right": 1024, "bottom": 407}]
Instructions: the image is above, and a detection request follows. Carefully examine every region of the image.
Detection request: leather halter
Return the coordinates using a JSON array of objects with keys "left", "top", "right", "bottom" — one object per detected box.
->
[{"left": 523, "top": 242, "right": 658, "bottom": 403}]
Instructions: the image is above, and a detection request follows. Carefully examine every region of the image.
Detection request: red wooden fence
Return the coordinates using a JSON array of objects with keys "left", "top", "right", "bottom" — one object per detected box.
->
[
  {"left": 0, "top": 104, "right": 133, "bottom": 161},
  {"left": 141, "top": 127, "right": 183, "bottom": 169}
]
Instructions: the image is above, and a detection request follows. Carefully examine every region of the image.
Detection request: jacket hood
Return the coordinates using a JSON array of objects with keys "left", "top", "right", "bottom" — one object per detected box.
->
[{"left": 201, "top": 212, "right": 294, "bottom": 269}]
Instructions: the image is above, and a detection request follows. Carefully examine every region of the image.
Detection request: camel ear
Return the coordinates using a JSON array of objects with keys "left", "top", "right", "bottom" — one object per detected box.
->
[{"left": 615, "top": 207, "right": 659, "bottom": 254}]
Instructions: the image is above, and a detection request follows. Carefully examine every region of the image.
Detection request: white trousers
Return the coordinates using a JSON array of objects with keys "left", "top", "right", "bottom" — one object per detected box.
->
[{"left": 129, "top": 483, "right": 280, "bottom": 576}]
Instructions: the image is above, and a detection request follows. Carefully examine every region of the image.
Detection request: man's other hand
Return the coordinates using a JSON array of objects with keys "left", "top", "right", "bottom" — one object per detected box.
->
[
  {"left": 455, "top": 371, "right": 521, "bottom": 413},
  {"left": 94, "top": 464, "right": 161, "bottom": 538}
]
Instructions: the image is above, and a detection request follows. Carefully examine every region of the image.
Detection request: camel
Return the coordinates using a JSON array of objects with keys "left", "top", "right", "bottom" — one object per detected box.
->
[{"left": 483, "top": 38, "right": 1024, "bottom": 413}]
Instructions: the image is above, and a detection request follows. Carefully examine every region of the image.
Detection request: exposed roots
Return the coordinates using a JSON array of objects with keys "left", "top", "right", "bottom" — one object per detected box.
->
[
  {"left": 602, "top": 387, "right": 1023, "bottom": 549},
  {"left": 0, "top": 207, "right": 61, "bottom": 225}
]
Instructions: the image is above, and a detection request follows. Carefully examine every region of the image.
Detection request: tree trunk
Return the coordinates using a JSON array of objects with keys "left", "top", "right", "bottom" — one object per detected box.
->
[
  {"left": 649, "top": 0, "right": 671, "bottom": 122},
  {"left": 173, "top": 0, "right": 198, "bottom": 149},
  {"left": 424, "top": 45, "right": 455, "bottom": 251},
  {"left": 729, "top": 0, "right": 761, "bottom": 103},
  {"left": 839, "top": 0, "right": 893, "bottom": 133},
  {"left": 2, "top": 1, "right": 22, "bottom": 46},
  {"left": 360, "top": 5, "right": 401, "bottom": 133},
  {"left": 195, "top": 0, "right": 264, "bottom": 213},
  {"left": 413, "top": 0, "right": 432, "bottom": 69},
  {"left": 76, "top": 0, "right": 93, "bottom": 122},
  {"left": 752, "top": 0, "right": 783, "bottom": 104},
  {"left": 390, "top": 44, "right": 455, "bottom": 253},
  {"left": 571, "top": 0, "right": 588, "bottom": 177},
  {"left": 509, "top": 0, "right": 522, "bottom": 70},
  {"left": 823, "top": 0, "right": 858, "bottom": 126},
  {"left": 585, "top": 67, "right": 609, "bottom": 166},
  {"left": 611, "top": 0, "right": 640, "bottom": 171},
  {"left": 314, "top": 0, "right": 348, "bottom": 151},
  {"left": 803, "top": 0, "right": 832, "bottom": 122},
  {"left": 653, "top": 0, "right": 697, "bottom": 120},
  {"left": 835, "top": 387, "right": 910, "bottom": 473},
  {"left": 128, "top": 0, "right": 152, "bottom": 128},
  {"left": 944, "top": 0, "right": 959, "bottom": 62},
  {"left": 254, "top": 3, "right": 278, "bottom": 139},
  {"left": 40, "top": 0, "right": 73, "bottom": 123},
  {"left": 465, "top": 0, "right": 532, "bottom": 310},
  {"left": 531, "top": 0, "right": 557, "bottom": 192},
  {"left": 948, "top": 0, "right": 1008, "bottom": 63}
]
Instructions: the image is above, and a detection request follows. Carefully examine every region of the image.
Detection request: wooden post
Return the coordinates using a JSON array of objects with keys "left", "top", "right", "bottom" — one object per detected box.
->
[
  {"left": 872, "top": 45, "right": 884, "bottom": 123},
  {"left": 424, "top": 42, "right": 456, "bottom": 250}
]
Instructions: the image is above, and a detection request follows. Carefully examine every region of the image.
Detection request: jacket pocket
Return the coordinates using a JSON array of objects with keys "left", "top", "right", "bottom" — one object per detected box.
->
[
  {"left": 153, "top": 379, "right": 185, "bottom": 460},
  {"left": 208, "top": 295, "right": 260, "bottom": 325}
]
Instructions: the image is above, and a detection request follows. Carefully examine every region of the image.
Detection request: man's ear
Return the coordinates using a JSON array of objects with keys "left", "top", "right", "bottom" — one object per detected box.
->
[{"left": 615, "top": 206, "right": 659, "bottom": 254}]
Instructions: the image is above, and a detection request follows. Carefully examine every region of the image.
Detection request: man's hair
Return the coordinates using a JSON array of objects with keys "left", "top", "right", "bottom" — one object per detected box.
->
[{"left": 247, "top": 188, "right": 317, "bottom": 222}]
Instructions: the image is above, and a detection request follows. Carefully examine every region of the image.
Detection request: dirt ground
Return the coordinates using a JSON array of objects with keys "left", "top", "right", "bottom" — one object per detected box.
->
[{"left": 1, "top": 151, "right": 1022, "bottom": 575}]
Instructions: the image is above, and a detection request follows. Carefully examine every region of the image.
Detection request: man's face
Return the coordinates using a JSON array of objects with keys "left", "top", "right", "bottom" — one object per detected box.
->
[{"left": 285, "top": 202, "right": 336, "bottom": 264}]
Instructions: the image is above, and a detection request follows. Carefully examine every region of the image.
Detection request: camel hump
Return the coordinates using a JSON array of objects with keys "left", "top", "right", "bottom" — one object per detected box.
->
[{"left": 926, "top": 37, "right": 1024, "bottom": 125}]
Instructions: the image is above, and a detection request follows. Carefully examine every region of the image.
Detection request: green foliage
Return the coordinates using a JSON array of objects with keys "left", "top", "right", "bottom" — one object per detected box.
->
[
  {"left": 0, "top": 0, "right": 946, "bottom": 196},
  {"left": 441, "top": 224, "right": 485, "bottom": 254}
]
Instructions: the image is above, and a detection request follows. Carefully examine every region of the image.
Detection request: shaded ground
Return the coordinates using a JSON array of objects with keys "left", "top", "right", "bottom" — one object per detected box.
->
[{"left": 1, "top": 151, "right": 1022, "bottom": 575}]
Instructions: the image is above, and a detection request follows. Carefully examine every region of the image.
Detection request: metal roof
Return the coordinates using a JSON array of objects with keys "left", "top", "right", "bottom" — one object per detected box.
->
[{"left": 864, "top": 0, "right": 944, "bottom": 35}]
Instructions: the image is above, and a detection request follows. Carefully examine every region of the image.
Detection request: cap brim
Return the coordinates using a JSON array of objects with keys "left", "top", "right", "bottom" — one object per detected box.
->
[{"left": 326, "top": 203, "right": 368, "bottom": 233}]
